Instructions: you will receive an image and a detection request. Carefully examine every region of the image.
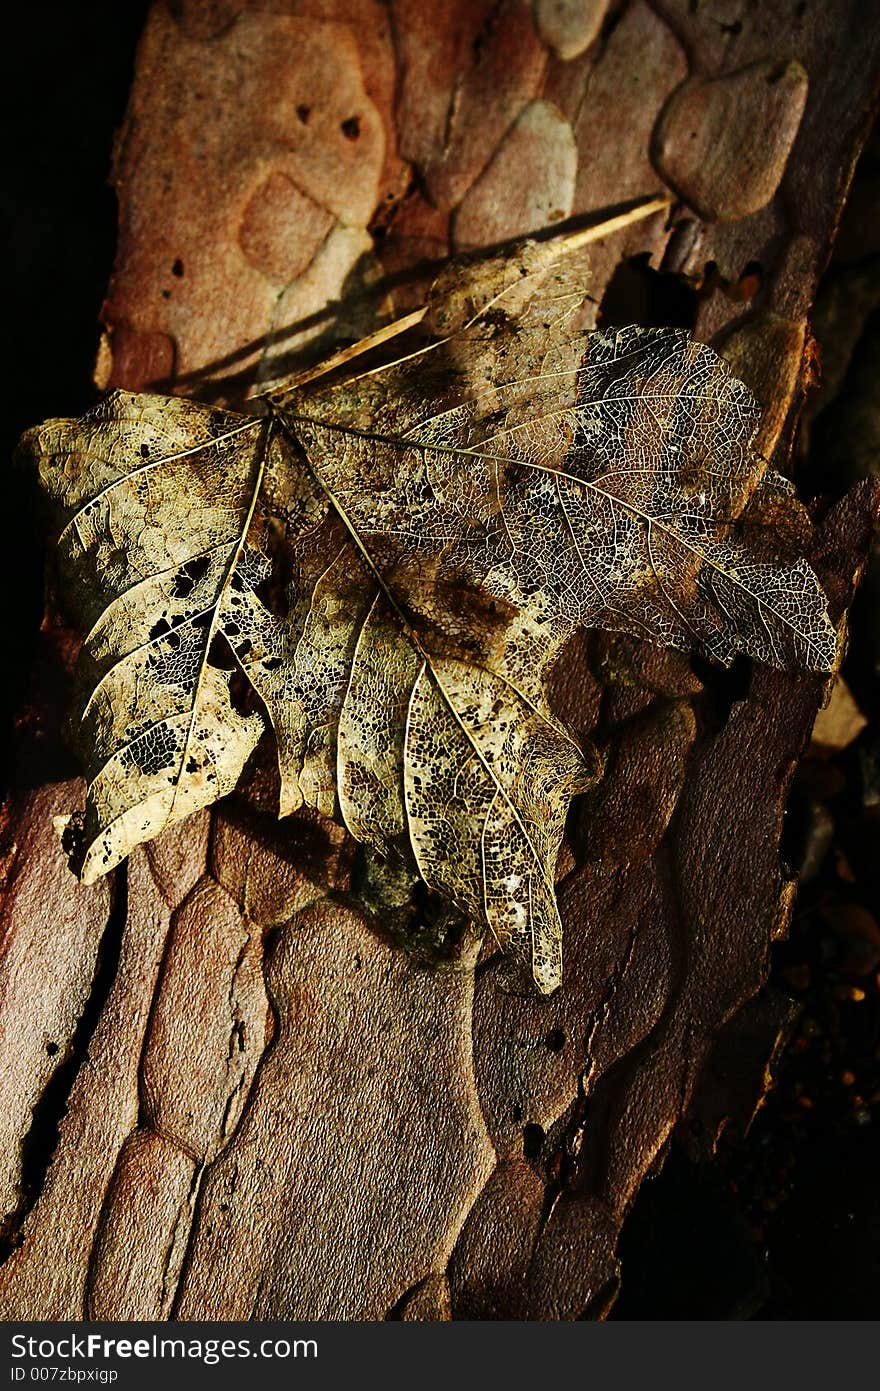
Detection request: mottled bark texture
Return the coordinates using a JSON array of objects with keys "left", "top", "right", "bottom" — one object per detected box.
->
[{"left": 1, "top": 0, "right": 879, "bottom": 1320}]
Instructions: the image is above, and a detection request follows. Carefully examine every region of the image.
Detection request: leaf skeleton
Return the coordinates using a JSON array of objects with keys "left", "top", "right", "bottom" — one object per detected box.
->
[{"left": 23, "top": 197, "right": 836, "bottom": 995}]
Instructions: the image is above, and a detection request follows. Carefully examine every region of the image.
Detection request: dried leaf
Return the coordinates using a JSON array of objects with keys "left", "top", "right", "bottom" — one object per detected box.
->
[{"left": 25, "top": 249, "right": 836, "bottom": 993}]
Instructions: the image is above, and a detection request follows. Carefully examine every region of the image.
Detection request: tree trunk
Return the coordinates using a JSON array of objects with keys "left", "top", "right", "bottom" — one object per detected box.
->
[{"left": 1, "top": 0, "right": 878, "bottom": 1321}]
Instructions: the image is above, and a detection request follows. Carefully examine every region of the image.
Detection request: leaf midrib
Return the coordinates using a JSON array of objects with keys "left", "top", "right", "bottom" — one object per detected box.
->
[{"left": 275, "top": 410, "right": 561, "bottom": 906}]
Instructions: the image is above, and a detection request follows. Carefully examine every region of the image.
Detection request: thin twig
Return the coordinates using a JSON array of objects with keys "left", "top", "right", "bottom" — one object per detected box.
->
[{"left": 253, "top": 192, "right": 672, "bottom": 399}]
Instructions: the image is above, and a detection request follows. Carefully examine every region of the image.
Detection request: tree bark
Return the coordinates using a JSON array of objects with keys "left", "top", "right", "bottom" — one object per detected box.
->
[{"left": 1, "top": 0, "right": 878, "bottom": 1321}]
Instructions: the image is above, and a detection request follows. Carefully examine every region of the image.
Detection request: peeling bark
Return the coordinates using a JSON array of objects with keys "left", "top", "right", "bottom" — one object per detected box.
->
[{"left": 1, "top": 0, "right": 879, "bottom": 1321}]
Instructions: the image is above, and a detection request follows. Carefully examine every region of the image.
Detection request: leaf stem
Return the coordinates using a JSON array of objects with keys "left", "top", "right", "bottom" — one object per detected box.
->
[{"left": 253, "top": 193, "right": 672, "bottom": 399}]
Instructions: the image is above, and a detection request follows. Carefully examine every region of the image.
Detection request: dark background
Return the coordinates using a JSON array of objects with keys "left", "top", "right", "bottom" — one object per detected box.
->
[{"left": 3, "top": 2, "right": 878, "bottom": 1320}]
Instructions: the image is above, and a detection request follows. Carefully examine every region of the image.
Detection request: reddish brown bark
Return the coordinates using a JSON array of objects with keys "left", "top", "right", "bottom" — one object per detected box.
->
[{"left": 1, "top": 0, "right": 878, "bottom": 1320}]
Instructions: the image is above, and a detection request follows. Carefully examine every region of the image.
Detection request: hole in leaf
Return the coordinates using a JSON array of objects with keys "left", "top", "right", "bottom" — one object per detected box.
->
[
  {"left": 207, "top": 631, "right": 236, "bottom": 671},
  {"left": 254, "top": 522, "right": 292, "bottom": 618},
  {"left": 228, "top": 665, "right": 253, "bottom": 718},
  {"left": 341, "top": 115, "right": 361, "bottom": 140},
  {"left": 172, "top": 554, "right": 210, "bottom": 599}
]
